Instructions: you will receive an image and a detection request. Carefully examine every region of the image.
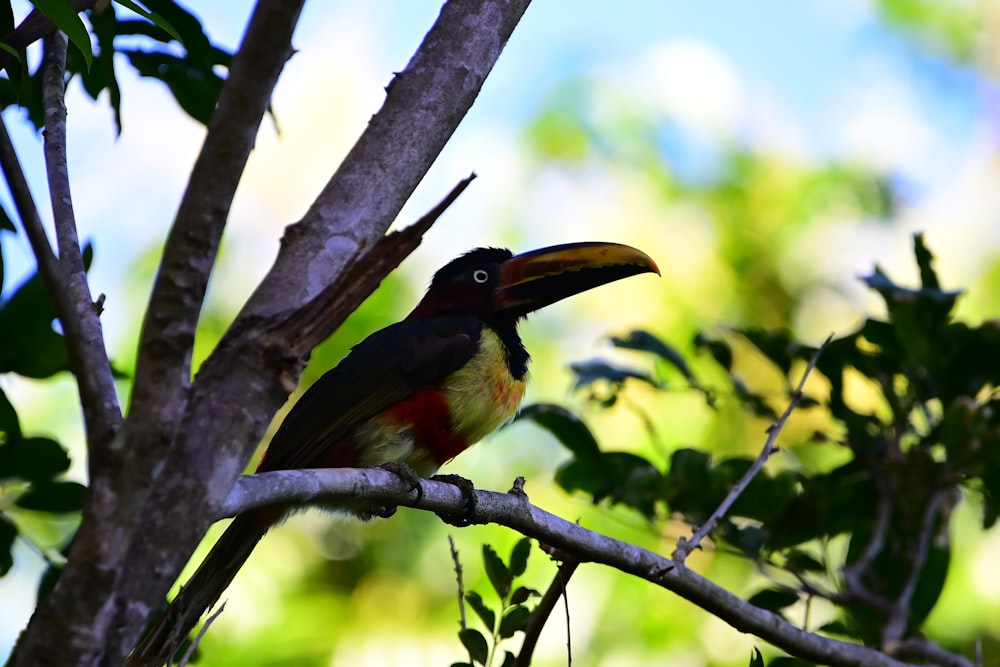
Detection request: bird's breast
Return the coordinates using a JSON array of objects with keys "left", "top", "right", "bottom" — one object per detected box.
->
[
  {"left": 442, "top": 327, "right": 527, "bottom": 448},
  {"left": 358, "top": 327, "right": 527, "bottom": 473}
]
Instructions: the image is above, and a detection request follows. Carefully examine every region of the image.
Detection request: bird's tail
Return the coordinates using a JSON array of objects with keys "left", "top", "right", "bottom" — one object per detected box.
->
[{"left": 125, "top": 508, "right": 279, "bottom": 666}]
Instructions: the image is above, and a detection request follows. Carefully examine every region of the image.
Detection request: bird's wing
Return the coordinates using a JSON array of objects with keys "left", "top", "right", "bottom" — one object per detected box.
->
[{"left": 257, "top": 315, "right": 483, "bottom": 472}]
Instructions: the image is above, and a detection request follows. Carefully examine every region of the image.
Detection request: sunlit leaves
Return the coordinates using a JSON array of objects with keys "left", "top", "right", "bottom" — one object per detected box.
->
[
  {"left": 526, "top": 234, "right": 997, "bottom": 651},
  {"left": 1, "top": 0, "right": 232, "bottom": 132}
]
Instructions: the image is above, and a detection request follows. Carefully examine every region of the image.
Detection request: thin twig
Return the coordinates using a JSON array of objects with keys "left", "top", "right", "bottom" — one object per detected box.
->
[
  {"left": 881, "top": 491, "right": 950, "bottom": 649},
  {"left": 177, "top": 602, "right": 226, "bottom": 667},
  {"left": 448, "top": 536, "right": 468, "bottom": 631},
  {"left": 42, "top": 30, "right": 122, "bottom": 450},
  {"left": 841, "top": 466, "right": 894, "bottom": 613},
  {"left": 674, "top": 335, "right": 832, "bottom": 562},
  {"left": 448, "top": 535, "right": 476, "bottom": 667},
  {"left": 515, "top": 554, "right": 579, "bottom": 667}
]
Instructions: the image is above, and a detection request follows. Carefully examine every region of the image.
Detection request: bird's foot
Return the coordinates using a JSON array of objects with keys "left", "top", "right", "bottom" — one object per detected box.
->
[
  {"left": 431, "top": 473, "right": 479, "bottom": 526},
  {"left": 361, "top": 462, "right": 424, "bottom": 519}
]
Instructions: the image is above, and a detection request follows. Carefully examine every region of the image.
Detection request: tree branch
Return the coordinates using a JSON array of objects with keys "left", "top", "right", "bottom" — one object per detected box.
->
[
  {"left": 241, "top": 0, "right": 531, "bottom": 319},
  {"left": 125, "top": 0, "right": 305, "bottom": 484},
  {"left": 893, "top": 638, "right": 975, "bottom": 667},
  {"left": 221, "top": 468, "right": 924, "bottom": 667},
  {"left": 11, "top": 3, "right": 306, "bottom": 665},
  {"left": 41, "top": 30, "right": 122, "bottom": 452},
  {"left": 105, "top": 1, "right": 530, "bottom": 661},
  {"left": 515, "top": 552, "right": 578, "bottom": 667},
  {"left": 674, "top": 335, "right": 831, "bottom": 562},
  {"left": 882, "top": 491, "right": 952, "bottom": 649}
]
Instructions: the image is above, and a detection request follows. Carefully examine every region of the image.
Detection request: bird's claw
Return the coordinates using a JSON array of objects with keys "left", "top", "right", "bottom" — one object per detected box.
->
[
  {"left": 361, "top": 462, "right": 424, "bottom": 519},
  {"left": 431, "top": 473, "right": 479, "bottom": 526}
]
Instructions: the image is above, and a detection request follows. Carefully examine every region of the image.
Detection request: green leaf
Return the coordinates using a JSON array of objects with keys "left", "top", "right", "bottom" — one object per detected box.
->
[
  {"left": 569, "top": 358, "right": 660, "bottom": 392},
  {"left": 121, "top": 48, "right": 225, "bottom": 125},
  {"left": 784, "top": 550, "right": 825, "bottom": 573},
  {"left": 482, "top": 544, "right": 511, "bottom": 600},
  {"left": 509, "top": 538, "right": 531, "bottom": 577},
  {"left": 515, "top": 404, "right": 602, "bottom": 468},
  {"left": 0, "top": 514, "right": 16, "bottom": 575},
  {"left": 738, "top": 328, "right": 803, "bottom": 377},
  {"left": 0, "top": 41, "right": 23, "bottom": 63},
  {"left": 458, "top": 628, "right": 488, "bottom": 666},
  {"left": 16, "top": 480, "right": 86, "bottom": 512},
  {"left": 0, "top": 437, "right": 71, "bottom": 482},
  {"left": 748, "top": 588, "right": 800, "bottom": 613},
  {"left": 610, "top": 329, "right": 692, "bottom": 377},
  {"left": 0, "top": 387, "right": 21, "bottom": 440},
  {"left": 0, "top": 270, "right": 72, "bottom": 378},
  {"left": 556, "top": 451, "right": 661, "bottom": 518},
  {"left": 749, "top": 647, "right": 764, "bottom": 667},
  {"left": 510, "top": 586, "right": 539, "bottom": 605},
  {"left": 498, "top": 605, "right": 532, "bottom": 639},
  {"left": 0, "top": 202, "right": 14, "bottom": 232},
  {"left": 694, "top": 332, "right": 733, "bottom": 371},
  {"left": 464, "top": 591, "right": 496, "bottom": 632},
  {"left": 31, "top": 0, "right": 93, "bottom": 70},
  {"left": 499, "top": 651, "right": 516, "bottom": 667},
  {"left": 113, "top": 0, "right": 183, "bottom": 44}
]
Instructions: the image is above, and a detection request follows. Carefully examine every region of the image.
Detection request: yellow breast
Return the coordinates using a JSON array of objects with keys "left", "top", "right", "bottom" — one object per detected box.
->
[{"left": 444, "top": 327, "right": 527, "bottom": 446}]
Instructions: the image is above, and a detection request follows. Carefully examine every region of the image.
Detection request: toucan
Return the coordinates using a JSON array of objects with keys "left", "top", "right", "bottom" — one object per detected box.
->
[{"left": 128, "top": 241, "right": 658, "bottom": 665}]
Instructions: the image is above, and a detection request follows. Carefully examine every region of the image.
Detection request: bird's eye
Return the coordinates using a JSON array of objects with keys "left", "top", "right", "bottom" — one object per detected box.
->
[{"left": 472, "top": 268, "right": 490, "bottom": 284}]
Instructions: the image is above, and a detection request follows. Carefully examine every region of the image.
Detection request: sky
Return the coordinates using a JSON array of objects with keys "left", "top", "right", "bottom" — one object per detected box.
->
[{"left": 1, "top": 0, "right": 997, "bottom": 660}]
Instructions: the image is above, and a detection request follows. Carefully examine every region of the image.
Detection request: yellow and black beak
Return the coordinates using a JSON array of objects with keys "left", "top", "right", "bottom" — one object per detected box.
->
[{"left": 494, "top": 242, "right": 659, "bottom": 318}]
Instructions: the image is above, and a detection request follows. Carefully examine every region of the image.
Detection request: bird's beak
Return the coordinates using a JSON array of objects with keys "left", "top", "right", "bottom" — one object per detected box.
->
[{"left": 493, "top": 242, "right": 659, "bottom": 317}]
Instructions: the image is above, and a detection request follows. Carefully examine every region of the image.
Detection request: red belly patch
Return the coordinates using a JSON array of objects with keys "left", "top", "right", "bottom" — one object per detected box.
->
[{"left": 381, "top": 388, "right": 468, "bottom": 465}]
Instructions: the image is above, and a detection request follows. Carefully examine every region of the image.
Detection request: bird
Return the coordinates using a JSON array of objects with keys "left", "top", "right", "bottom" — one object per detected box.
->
[{"left": 127, "top": 241, "right": 658, "bottom": 665}]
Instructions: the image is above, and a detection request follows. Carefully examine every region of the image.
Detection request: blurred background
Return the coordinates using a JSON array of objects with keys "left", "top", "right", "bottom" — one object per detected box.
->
[{"left": 2, "top": 0, "right": 999, "bottom": 664}]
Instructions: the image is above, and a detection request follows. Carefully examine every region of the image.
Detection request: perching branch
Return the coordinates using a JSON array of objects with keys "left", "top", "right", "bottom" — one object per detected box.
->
[
  {"left": 674, "top": 335, "right": 832, "bottom": 562},
  {"left": 221, "top": 468, "right": 922, "bottom": 667},
  {"left": 41, "top": 31, "right": 122, "bottom": 451}
]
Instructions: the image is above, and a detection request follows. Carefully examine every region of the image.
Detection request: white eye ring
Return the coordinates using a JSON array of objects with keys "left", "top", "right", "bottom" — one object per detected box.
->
[{"left": 472, "top": 268, "right": 490, "bottom": 284}]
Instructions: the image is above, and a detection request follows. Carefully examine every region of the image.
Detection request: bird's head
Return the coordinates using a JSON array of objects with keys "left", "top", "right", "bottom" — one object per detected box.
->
[{"left": 408, "top": 242, "right": 659, "bottom": 324}]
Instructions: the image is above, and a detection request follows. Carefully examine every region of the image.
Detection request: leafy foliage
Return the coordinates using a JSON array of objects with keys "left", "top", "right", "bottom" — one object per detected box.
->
[
  {"left": 524, "top": 235, "right": 994, "bottom": 658},
  {"left": 452, "top": 539, "right": 541, "bottom": 667},
  {"left": 0, "top": 1, "right": 232, "bottom": 132},
  {"left": 0, "top": 252, "right": 82, "bottom": 586},
  {"left": 0, "top": 0, "right": 230, "bottom": 611}
]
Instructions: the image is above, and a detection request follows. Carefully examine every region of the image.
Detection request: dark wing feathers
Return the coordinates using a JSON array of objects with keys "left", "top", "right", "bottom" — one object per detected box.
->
[{"left": 258, "top": 315, "right": 483, "bottom": 472}]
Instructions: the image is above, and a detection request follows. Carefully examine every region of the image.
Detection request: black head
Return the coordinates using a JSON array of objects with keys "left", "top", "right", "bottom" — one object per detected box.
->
[{"left": 408, "top": 247, "right": 514, "bottom": 322}]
